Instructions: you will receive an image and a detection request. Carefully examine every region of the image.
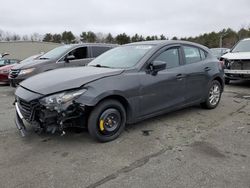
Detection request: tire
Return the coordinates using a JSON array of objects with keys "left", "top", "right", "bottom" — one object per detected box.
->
[
  {"left": 225, "top": 78, "right": 230, "bottom": 85},
  {"left": 201, "top": 80, "right": 222, "bottom": 109},
  {"left": 88, "top": 99, "right": 126, "bottom": 142}
]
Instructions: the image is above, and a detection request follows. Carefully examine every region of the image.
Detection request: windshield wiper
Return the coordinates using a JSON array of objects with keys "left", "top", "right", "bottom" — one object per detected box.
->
[
  {"left": 39, "top": 57, "right": 49, "bottom": 60},
  {"left": 90, "top": 64, "right": 111, "bottom": 68}
]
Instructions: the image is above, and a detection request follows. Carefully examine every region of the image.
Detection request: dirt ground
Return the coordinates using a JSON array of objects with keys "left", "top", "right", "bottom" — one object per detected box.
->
[{"left": 0, "top": 81, "right": 249, "bottom": 188}]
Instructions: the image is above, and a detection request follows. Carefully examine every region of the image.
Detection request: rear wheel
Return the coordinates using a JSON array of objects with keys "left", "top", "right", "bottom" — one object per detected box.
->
[
  {"left": 201, "top": 80, "right": 222, "bottom": 109},
  {"left": 88, "top": 99, "right": 126, "bottom": 142}
]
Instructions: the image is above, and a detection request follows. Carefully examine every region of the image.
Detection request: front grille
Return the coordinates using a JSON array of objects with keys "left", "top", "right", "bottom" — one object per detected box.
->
[
  {"left": 9, "top": 69, "right": 20, "bottom": 78},
  {"left": 231, "top": 60, "right": 250, "bottom": 70},
  {"left": 17, "top": 98, "right": 39, "bottom": 121}
]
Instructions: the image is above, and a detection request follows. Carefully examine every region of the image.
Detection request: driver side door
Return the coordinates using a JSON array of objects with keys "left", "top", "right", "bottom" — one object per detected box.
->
[
  {"left": 63, "top": 47, "right": 93, "bottom": 67},
  {"left": 138, "top": 45, "right": 187, "bottom": 117}
]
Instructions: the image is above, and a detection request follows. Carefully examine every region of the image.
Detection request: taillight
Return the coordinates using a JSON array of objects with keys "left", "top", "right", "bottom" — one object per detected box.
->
[{"left": 218, "top": 60, "right": 225, "bottom": 69}]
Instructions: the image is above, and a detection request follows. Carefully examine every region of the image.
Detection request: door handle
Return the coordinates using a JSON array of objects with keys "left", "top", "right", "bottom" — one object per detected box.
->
[
  {"left": 204, "top": 67, "right": 211, "bottom": 71},
  {"left": 176, "top": 74, "right": 186, "bottom": 80}
]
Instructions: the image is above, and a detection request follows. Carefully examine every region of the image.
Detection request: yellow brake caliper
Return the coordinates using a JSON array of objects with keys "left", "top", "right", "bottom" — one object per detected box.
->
[{"left": 99, "top": 119, "right": 105, "bottom": 131}]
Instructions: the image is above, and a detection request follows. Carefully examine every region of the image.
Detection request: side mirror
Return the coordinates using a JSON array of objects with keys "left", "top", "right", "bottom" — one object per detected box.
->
[
  {"left": 149, "top": 61, "right": 166, "bottom": 75},
  {"left": 65, "top": 55, "right": 75, "bottom": 62}
]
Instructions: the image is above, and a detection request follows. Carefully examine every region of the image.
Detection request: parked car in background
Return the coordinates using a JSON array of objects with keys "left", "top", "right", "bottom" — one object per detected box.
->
[
  {"left": 0, "top": 64, "right": 15, "bottom": 84},
  {"left": 14, "top": 40, "right": 224, "bottom": 142},
  {"left": 0, "top": 58, "right": 20, "bottom": 67},
  {"left": 0, "top": 54, "right": 43, "bottom": 85},
  {"left": 9, "top": 43, "right": 116, "bottom": 87},
  {"left": 210, "top": 48, "right": 229, "bottom": 59},
  {"left": 0, "top": 58, "right": 20, "bottom": 84},
  {"left": 221, "top": 38, "right": 250, "bottom": 84}
]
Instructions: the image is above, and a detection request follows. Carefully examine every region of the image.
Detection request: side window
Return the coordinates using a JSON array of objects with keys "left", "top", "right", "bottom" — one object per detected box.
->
[
  {"left": 92, "top": 47, "right": 110, "bottom": 58},
  {"left": 154, "top": 48, "right": 180, "bottom": 69},
  {"left": 68, "top": 47, "right": 88, "bottom": 60},
  {"left": 183, "top": 46, "right": 201, "bottom": 64},
  {"left": 5, "top": 60, "right": 9, "bottom": 65},
  {"left": 199, "top": 49, "right": 207, "bottom": 60},
  {"left": 9, "top": 60, "right": 18, "bottom": 64}
]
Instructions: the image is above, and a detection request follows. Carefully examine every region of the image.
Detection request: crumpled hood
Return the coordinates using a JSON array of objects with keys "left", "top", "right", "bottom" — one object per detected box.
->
[
  {"left": 12, "top": 59, "right": 52, "bottom": 70},
  {"left": 222, "top": 52, "right": 250, "bottom": 60},
  {"left": 20, "top": 66, "right": 123, "bottom": 95}
]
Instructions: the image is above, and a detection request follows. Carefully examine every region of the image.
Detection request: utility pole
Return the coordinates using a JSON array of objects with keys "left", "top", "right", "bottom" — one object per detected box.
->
[{"left": 219, "top": 33, "right": 227, "bottom": 48}]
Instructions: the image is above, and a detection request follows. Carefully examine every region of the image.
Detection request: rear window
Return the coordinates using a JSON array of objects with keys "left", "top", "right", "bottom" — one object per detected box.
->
[
  {"left": 200, "top": 49, "right": 207, "bottom": 60},
  {"left": 183, "top": 46, "right": 206, "bottom": 64},
  {"left": 92, "top": 46, "right": 111, "bottom": 58}
]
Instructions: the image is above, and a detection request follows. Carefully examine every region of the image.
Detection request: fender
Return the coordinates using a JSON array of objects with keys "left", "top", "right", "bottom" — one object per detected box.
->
[{"left": 75, "top": 89, "right": 139, "bottom": 123}]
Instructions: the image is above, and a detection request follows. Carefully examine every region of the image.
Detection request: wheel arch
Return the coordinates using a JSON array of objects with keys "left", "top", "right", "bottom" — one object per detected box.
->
[
  {"left": 88, "top": 94, "right": 133, "bottom": 122},
  {"left": 212, "top": 76, "right": 224, "bottom": 91}
]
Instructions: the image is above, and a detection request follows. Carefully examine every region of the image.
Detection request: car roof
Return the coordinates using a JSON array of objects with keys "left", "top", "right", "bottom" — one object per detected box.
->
[
  {"left": 210, "top": 48, "right": 229, "bottom": 50},
  {"left": 65, "top": 43, "right": 118, "bottom": 48},
  {"left": 126, "top": 40, "right": 209, "bottom": 50}
]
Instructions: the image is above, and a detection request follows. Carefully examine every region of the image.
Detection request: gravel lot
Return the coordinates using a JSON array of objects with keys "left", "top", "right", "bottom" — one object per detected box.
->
[{"left": 0, "top": 81, "right": 249, "bottom": 188}]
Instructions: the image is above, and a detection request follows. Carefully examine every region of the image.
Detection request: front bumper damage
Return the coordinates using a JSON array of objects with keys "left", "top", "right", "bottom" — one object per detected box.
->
[
  {"left": 14, "top": 99, "right": 87, "bottom": 137},
  {"left": 224, "top": 59, "right": 250, "bottom": 80},
  {"left": 15, "top": 102, "right": 27, "bottom": 137},
  {"left": 224, "top": 69, "right": 250, "bottom": 80}
]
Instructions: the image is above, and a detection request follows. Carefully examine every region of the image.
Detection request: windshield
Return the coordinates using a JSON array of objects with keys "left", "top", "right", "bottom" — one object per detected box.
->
[
  {"left": 88, "top": 45, "right": 154, "bottom": 68},
  {"left": 231, "top": 40, "right": 250, "bottom": 53},
  {"left": 39, "top": 45, "right": 72, "bottom": 59}
]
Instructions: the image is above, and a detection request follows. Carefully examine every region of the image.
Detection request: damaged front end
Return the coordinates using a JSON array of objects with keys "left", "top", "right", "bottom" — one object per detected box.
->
[
  {"left": 15, "top": 89, "right": 88, "bottom": 136},
  {"left": 224, "top": 59, "right": 250, "bottom": 80}
]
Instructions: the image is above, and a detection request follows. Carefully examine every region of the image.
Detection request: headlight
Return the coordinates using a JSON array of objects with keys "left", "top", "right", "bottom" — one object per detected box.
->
[
  {"left": 39, "top": 89, "right": 87, "bottom": 110},
  {"left": 19, "top": 68, "right": 35, "bottom": 75}
]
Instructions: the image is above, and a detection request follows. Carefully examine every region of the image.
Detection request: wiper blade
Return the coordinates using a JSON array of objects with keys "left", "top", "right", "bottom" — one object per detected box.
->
[
  {"left": 91, "top": 64, "right": 111, "bottom": 68},
  {"left": 39, "top": 57, "right": 49, "bottom": 60}
]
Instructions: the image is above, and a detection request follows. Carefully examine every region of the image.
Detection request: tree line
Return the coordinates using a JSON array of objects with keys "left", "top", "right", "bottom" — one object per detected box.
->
[
  {"left": 1, "top": 27, "right": 250, "bottom": 48},
  {"left": 42, "top": 31, "right": 168, "bottom": 45}
]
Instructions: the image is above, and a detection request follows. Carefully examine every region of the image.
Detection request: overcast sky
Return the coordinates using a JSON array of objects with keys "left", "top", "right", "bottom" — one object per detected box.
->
[{"left": 0, "top": 0, "right": 250, "bottom": 38}]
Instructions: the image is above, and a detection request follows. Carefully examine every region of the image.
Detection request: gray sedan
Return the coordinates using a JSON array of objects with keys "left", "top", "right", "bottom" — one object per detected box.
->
[{"left": 14, "top": 40, "right": 224, "bottom": 142}]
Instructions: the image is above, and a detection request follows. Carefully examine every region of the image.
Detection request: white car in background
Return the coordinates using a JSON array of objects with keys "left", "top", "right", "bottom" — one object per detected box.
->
[{"left": 221, "top": 38, "right": 250, "bottom": 84}]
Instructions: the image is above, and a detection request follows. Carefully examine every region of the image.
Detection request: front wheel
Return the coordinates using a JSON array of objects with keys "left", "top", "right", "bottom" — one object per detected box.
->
[
  {"left": 88, "top": 99, "right": 126, "bottom": 142},
  {"left": 201, "top": 80, "right": 222, "bottom": 109}
]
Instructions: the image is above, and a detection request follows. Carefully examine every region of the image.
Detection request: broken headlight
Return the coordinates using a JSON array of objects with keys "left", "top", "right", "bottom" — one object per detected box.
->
[{"left": 39, "top": 89, "right": 87, "bottom": 110}]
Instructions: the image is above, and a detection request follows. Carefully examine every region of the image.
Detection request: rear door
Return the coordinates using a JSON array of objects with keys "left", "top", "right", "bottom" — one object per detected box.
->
[{"left": 181, "top": 45, "right": 210, "bottom": 103}]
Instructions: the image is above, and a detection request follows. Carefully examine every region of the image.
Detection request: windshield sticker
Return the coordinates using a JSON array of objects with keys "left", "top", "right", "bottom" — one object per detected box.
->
[{"left": 135, "top": 45, "right": 153, "bottom": 50}]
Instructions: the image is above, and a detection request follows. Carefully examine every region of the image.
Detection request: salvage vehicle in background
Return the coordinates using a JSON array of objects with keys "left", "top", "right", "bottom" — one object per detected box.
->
[
  {"left": 14, "top": 40, "right": 224, "bottom": 142},
  {"left": 221, "top": 38, "right": 250, "bottom": 84},
  {"left": 0, "top": 58, "right": 20, "bottom": 84},
  {"left": 0, "top": 64, "right": 15, "bottom": 84},
  {"left": 0, "top": 54, "right": 42, "bottom": 85},
  {"left": 210, "top": 48, "right": 229, "bottom": 59},
  {"left": 9, "top": 43, "right": 116, "bottom": 87}
]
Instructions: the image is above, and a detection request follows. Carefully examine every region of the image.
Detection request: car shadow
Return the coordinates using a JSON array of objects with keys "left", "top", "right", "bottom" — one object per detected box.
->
[
  {"left": 125, "top": 105, "right": 202, "bottom": 132},
  {"left": 228, "top": 80, "right": 250, "bottom": 88}
]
